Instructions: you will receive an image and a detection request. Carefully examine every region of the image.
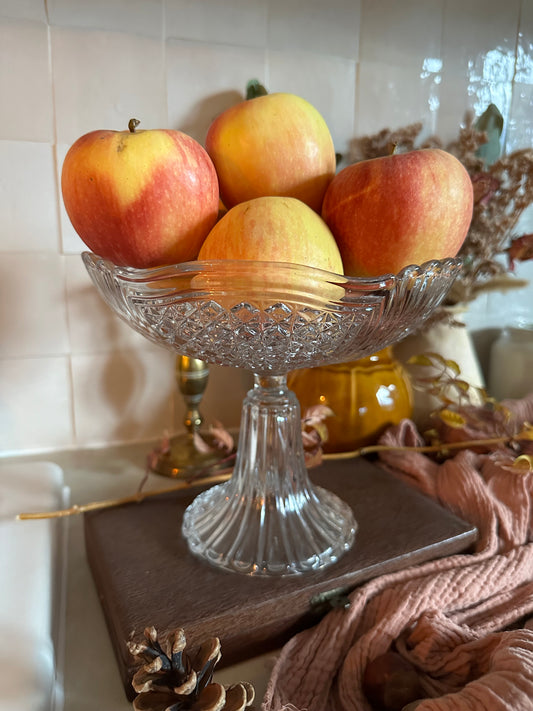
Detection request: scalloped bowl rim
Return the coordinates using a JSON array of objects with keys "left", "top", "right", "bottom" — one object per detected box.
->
[{"left": 81, "top": 251, "right": 462, "bottom": 292}]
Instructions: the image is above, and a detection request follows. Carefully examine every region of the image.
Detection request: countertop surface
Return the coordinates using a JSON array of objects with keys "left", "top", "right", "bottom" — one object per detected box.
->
[{"left": 4, "top": 442, "right": 276, "bottom": 711}]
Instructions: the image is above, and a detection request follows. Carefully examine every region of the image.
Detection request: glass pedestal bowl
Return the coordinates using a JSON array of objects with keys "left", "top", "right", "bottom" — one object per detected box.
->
[{"left": 82, "top": 253, "right": 461, "bottom": 577}]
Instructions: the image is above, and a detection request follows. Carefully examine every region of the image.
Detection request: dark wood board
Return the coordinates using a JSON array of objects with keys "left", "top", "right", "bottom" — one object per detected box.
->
[{"left": 84, "top": 458, "right": 477, "bottom": 700}]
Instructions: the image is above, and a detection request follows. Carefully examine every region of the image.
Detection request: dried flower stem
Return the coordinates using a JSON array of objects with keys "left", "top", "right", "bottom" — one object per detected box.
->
[
  {"left": 18, "top": 407, "right": 333, "bottom": 522},
  {"left": 17, "top": 471, "right": 232, "bottom": 521},
  {"left": 16, "top": 434, "right": 527, "bottom": 520},
  {"left": 323, "top": 435, "right": 514, "bottom": 460}
]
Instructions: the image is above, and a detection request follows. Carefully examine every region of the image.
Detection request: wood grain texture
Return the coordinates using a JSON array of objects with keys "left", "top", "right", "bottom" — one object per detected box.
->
[{"left": 84, "top": 458, "right": 477, "bottom": 700}]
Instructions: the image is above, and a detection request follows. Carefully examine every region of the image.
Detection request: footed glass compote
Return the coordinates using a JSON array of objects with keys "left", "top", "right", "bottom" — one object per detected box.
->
[{"left": 82, "top": 253, "right": 461, "bottom": 576}]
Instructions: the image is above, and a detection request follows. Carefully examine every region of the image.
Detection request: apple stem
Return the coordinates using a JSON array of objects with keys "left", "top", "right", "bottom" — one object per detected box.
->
[
  {"left": 128, "top": 118, "right": 140, "bottom": 133},
  {"left": 389, "top": 141, "right": 398, "bottom": 155}
]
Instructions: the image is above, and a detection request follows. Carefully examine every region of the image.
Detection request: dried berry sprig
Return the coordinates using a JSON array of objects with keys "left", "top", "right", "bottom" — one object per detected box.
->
[{"left": 127, "top": 627, "right": 254, "bottom": 711}]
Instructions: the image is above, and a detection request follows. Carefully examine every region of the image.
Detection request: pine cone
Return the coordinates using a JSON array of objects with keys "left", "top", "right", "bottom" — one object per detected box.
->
[{"left": 127, "top": 627, "right": 255, "bottom": 711}]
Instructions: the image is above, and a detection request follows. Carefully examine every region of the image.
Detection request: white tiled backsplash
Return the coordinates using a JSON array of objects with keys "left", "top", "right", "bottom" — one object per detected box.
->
[{"left": 1, "top": 0, "right": 532, "bottom": 456}]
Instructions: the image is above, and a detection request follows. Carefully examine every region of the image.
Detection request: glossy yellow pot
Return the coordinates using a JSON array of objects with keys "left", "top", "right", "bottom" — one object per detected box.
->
[{"left": 288, "top": 347, "right": 413, "bottom": 453}]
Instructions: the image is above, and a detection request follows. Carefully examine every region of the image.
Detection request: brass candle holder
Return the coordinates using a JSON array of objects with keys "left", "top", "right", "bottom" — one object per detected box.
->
[{"left": 149, "top": 356, "right": 231, "bottom": 478}]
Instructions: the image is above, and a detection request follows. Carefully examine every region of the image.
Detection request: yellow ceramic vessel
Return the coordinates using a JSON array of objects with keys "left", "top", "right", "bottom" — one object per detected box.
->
[{"left": 288, "top": 347, "right": 413, "bottom": 453}]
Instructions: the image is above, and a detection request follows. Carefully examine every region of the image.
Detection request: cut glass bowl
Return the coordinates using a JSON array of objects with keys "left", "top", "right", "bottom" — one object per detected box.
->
[{"left": 83, "top": 253, "right": 462, "bottom": 576}]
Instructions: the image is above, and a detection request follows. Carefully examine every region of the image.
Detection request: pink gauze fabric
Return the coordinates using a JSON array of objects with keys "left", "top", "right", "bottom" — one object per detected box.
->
[{"left": 262, "top": 394, "right": 533, "bottom": 711}]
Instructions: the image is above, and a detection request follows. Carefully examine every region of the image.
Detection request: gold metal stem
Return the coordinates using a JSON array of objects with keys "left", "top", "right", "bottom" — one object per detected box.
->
[
  {"left": 148, "top": 356, "right": 230, "bottom": 478},
  {"left": 178, "top": 356, "right": 210, "bottom": 434}
]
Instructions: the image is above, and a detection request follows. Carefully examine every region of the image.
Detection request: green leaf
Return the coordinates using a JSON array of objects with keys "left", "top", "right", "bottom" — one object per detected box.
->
[
  {"left": 444, "top": 359, "right": 461, "bottom": 375},
  {"left": 439, "top": 408, "right": 467, "bottom": 428},
  {"left": 475, "top": 103, "right": 503, "bottom": 167},
  {"left": 512, "top": 455, "right": 533, "bottom": 472},
  {"left": 407, "top": 354, "right": 434, "bottom": 367},
  {"left": 246, "top": 79, "right": 268, "bottom": 100},
  {"left": 453, "top": 379, "right": 471, "bottom": 393},
  {"left": 426, "top": 352, "right": 447, "bottom": 367},
  {"left": 439, "top": 395, "right": 456, "bottom": 406},
  {"left": 516, "top": 423, "right": 533, "bottom": 441}
]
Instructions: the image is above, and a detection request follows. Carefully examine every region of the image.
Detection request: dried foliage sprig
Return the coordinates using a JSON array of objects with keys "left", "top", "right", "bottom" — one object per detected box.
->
[
  {"left": 406, "top": 352, "right": 532, "bottom": 452},
  {"left": 186, "top": 405, "right": 333, "bottom": 474},
  {"left": 348, "top": 107, "right": 533, "bottom": 321},
  {"left": 326, "top": 352, "right": 533, "bottom": 468},
  {"left": 300, "top": 404, "right": 335, "bottom": 468}
]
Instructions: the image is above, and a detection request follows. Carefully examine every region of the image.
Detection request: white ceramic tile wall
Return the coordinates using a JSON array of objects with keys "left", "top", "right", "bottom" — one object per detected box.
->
[{"left": 1, "top": 0, "right": 532, "bottom": 456}]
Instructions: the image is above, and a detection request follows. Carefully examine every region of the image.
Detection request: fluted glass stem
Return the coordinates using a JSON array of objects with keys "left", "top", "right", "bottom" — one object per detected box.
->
[{"left": 181, "top": 373, "right": 357, "bottom": 576}]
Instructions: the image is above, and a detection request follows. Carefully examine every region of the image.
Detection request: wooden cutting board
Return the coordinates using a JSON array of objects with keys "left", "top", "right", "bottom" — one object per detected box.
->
[{"left": 84, "top": 457, "right": 477, "bottom": 700}]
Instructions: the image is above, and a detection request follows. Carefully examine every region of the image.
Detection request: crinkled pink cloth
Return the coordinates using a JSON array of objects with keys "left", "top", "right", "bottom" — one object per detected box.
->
[{"left": 263, "top": 395, "right": 533, "bottom": 711}]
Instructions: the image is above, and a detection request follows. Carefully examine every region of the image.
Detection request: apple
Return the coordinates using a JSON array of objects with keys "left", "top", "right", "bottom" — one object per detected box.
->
[
  {"left": 61, "top": 119, "right": 220, "bottom": 269},
  {"left": 205, "top": 93, "right": 336, "bottom": 213},
  {"left": 198, "top": 196, "right": 344, "bottom": 275},
  {"left": 321, "top": 148, "right": 473, "bottom": 277},
  {"left": 196, "top": 196, "right": 345, "bottom": 306}
]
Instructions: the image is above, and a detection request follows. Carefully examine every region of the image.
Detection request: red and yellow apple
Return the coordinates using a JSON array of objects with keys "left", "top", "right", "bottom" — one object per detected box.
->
[
  {"left": 61, "top": 119, "right": 219, "bottom": 269},
  {"left": 198, "top": 196, "right": 344, "bottom": 275},
  {"left": 205, "top": 93, "right": 336, "bottom": 213},
  {"left": 321, "top": 148, "right": 473, "bottom": 277}
]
